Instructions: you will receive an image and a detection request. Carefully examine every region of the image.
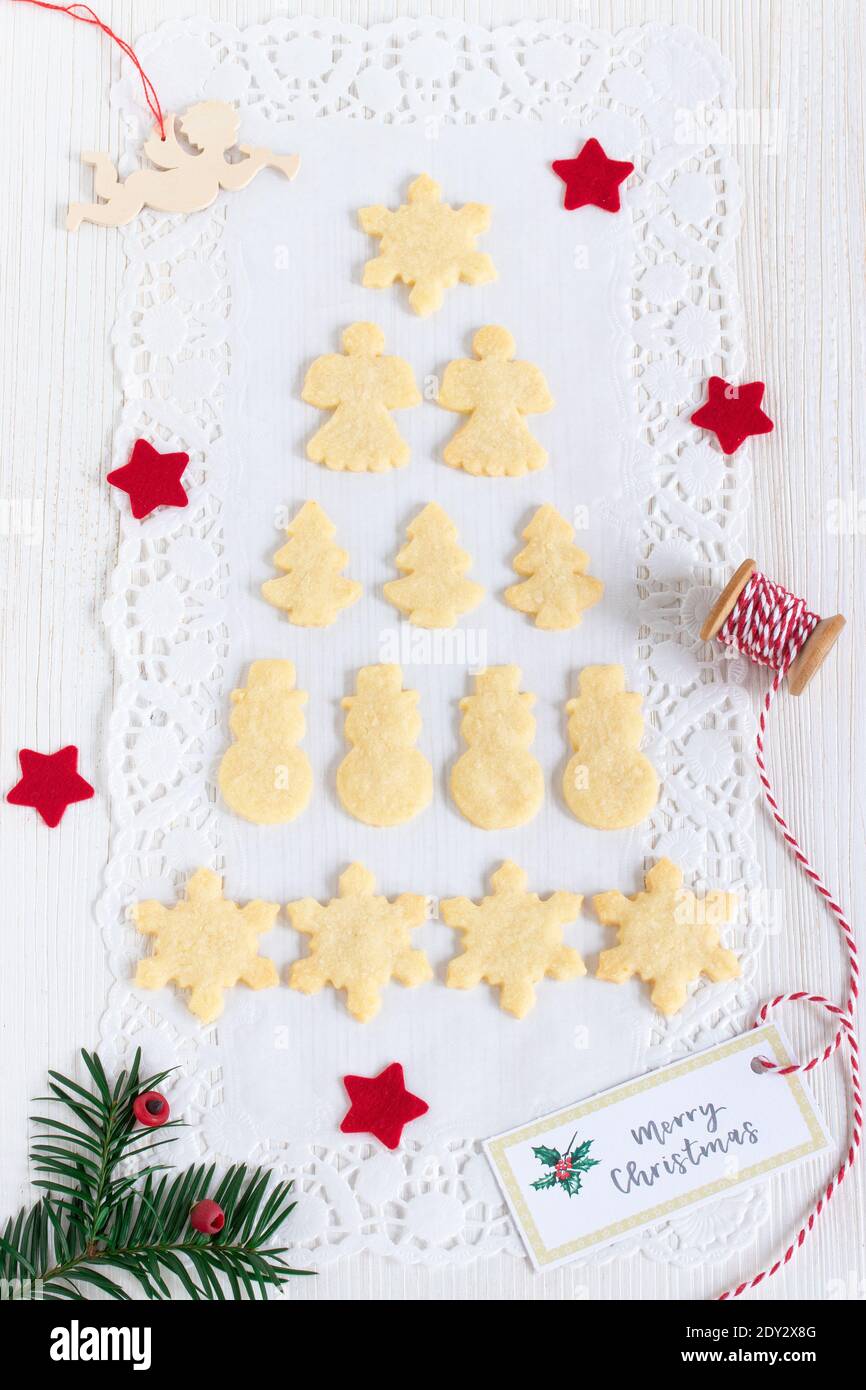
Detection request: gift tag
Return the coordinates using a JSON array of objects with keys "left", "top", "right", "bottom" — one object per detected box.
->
[{"left": 484, "top": 1025, "right": 830, "bottom": 1272}]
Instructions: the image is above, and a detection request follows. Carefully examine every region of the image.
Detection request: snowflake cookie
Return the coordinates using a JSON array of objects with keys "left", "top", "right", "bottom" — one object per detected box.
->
[
  {"left": 302, "top": 323, "right": 421, "bottom": 472},
  {"left": 441, "top": 861, "right": 585, "bottom": 1019},
  {"left": 359, "top": 173, "right": 496, "bottom": 316},
  {"left": 593, "top": 858, "right": 740, "bottom": 1016},
  {"left": 262, "top": 500, "right": 361, "bottom": 627},
  {"left": 288, "top": 863, "right": 432, "bottom": 1022},
  {"left": 438, "top": 327, "right": 554, "bottom": 477},
  {"left": 133, "top": 868, "right": 280, "bottom": 1024},
  {"left": 505, "top": 504, "right": 603, "bottom": 630}
]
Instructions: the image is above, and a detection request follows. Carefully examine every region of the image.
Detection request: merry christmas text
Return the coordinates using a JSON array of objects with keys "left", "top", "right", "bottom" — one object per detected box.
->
[{"left": 609, "top": 1099, "right": 759, "bottom": 1195}]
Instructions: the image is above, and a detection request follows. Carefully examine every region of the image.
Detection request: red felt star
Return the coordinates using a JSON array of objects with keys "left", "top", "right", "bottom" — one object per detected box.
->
[
  {"left": 6, "top": 746, "right": 94, "bottom": 828},
  {"left": 552, "top": 137, "right": 634, "bottom": 213},
  {"left": 340, "top": 1062, "right": 428, "bottom": 1150},
  {"left": 107, "top": 438, "right": 190, "bottom": 520},
  {"left": 690, "top": 376, "right": 774, "bottom": 455}
]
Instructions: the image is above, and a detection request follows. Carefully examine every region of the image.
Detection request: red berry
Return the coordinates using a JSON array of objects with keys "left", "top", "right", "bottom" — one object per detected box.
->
[
  {"left": 190, "top": 1199, "right": 225, "bottom": 1235},
  {"left": 133, "top": 1090, "right": 170, "bottom": 1128}
]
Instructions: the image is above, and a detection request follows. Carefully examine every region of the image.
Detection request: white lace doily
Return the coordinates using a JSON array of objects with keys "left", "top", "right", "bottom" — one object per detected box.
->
[{"left": 98, "top": 16, "right": 765, "bottom": 1273}]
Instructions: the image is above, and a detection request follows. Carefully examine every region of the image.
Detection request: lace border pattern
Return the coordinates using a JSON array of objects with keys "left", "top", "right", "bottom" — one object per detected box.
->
[{"left": 99, "top": 17, "right": 761, "bottom": 1272}]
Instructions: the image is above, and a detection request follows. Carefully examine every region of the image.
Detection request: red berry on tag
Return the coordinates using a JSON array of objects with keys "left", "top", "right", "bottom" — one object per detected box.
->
[
  {"left": 190, "top": 1199, "right": 225, "bottom": 1235},
  {"left": 132, "top": 1090, "right": 170, "bottom": 1128}
]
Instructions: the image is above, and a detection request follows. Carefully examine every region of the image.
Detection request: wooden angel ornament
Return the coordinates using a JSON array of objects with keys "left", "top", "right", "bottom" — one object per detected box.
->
[{"left": 67, "top": 101, "right": 300, "bottom": 231}]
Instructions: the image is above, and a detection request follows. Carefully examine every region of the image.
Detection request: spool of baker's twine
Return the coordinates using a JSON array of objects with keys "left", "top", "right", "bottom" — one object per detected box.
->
[{"left": 701, "top": 560, "right": 858, "bottom": 1299}]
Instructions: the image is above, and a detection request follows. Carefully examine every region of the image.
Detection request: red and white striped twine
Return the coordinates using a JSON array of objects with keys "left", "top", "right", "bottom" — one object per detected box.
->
[{"left": 714, "top": 569, "right": 860, "bottom": 1300}]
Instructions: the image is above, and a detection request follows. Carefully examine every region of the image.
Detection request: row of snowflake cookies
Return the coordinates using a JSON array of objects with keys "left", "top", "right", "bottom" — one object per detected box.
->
[
  {"left": 304, "top": 323, "right": 552, "bottom": 477},
  {"left": 264, "top": 499, "right": 601, "bottom": 631},
  {"left": 217, "top": 659, "right": 658, "bottom": 831},
  {"left": 132, "top": 858, "right": 740, "bottom": 1026}
]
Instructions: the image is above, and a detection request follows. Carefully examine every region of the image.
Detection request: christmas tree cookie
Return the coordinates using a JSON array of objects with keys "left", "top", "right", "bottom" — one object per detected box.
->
[
  {"left": 262, "top": 500, "right": 361, "bottom": 627},
  {"left": 438, "top": 327, "right": 554, "bottom": 477},
  {"left": 383, "top": 502, "right": 484, "bottom": 628},
  {"left": 359, "top": 173, "right": 496, "bottom": 317},
  {"left": 218, "top": 660, "right": 313, "bottom": 825},
  {"left": 442, "top": 860, "right": 585, "bottom": 1019},
  {"left": 288, "top": 862, "right": 432, "bottom": 1022},
  {"left": 133, "top": 868, "right": 279, "bottom": 1024},
  {"left": 302, "top": 323, "right": 421, "bottom": 472},
  {"left": 563, "top": 665, "right": 659, "bottom": 830},
  {"left": 451, "top": 665, "right": 544, "bottom": 829},
  {"left": 505, "top": 504, "right": 603, "bottom": 630},
  {"left": 337, "top": 664, "right": 433, "bottom": 827},
  {"left": 594, "top": 859, "right": 740, "bottom": 1016}
]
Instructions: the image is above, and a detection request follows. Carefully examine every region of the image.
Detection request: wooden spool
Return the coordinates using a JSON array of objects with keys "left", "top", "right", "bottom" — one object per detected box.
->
[{"left": 700, "top": 559, "right": 845, "bottom": 696}]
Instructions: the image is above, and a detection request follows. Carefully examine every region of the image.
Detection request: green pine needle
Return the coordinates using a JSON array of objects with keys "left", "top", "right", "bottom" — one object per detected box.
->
[{"left": 0, "top": 1049, "right": 311, "bottom": 1301}]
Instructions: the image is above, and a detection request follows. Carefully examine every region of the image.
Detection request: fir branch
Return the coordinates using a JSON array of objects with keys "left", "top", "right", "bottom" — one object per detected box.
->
[{"left": 0, "top": 1049, "right": 311, "bottom": 1300}]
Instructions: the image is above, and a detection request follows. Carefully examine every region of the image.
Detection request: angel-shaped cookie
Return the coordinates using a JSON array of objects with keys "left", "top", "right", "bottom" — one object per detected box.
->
[
  {"left": 438, "top": 327, "right": 554, "bottom": 477},
  {"left": 67, "top": 100, "right": 300, "bottom": 231},
  {"left": 302, "top": 323, "right": 421, "bottom": 472}
]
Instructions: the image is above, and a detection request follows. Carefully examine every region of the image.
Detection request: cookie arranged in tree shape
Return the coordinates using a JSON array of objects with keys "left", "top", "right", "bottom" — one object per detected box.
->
[
  {"left": 451, "top": 665, "right": 544, "bottom": 829},
  {"left": 302, "top": 323, "right": 421, "bottom": 472},
  {"left": 563, "top": 665, "right": 658, "bottom": 829},
  {"left": 337, "top": 664, "right": 433, "bottom": 827},
  {"left": 438, "top": 327, "right": 554, "bottom": 477},
  {"left": 218, "top": 660, "right": 313, "bottom": 825},
  {"left": 359, "top": 173, "right": 496, "bottom": 316},
  {"left": 442, "top": 860, "right": 585, "bottom": 1019},
  {"left": 383, "top": 502, "right": 484, "bottom": 628},
  {"left": 262, "top": 500, "right": 361, "bottom": 627},
  {"left": 505, "top": 504, "right": 604, "bottom": 630},
  {"left": 133, "top": 868, "right": 279, "bottom": 1024},
  {"left": 288, "top": 862, "right": 432, "bottom": 1022},
  {"left": 593, "top": 858, "right": 740, "bottom": 1016}
]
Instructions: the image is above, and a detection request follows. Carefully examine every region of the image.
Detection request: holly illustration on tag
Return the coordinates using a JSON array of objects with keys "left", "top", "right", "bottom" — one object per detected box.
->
[
  {"left": 67, "top": 101, "right": 300, "bottom": 230},
  {"left": 530, "top": 1132, "right": 599, "bottom": 1198}
]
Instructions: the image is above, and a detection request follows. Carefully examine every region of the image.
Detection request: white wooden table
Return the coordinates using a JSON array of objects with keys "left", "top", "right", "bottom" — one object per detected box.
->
[{"left": 1, "top": 0, "right": 863, "bottom": 1301}]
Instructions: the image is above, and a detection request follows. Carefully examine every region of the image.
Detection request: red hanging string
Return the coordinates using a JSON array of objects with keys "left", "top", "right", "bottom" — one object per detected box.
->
[
  {"left": 9, "top": 0, "right": 166, "bottom": 138},
  {"left": 713, "top": 568, "right": 861, "bottom": 1299}
]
